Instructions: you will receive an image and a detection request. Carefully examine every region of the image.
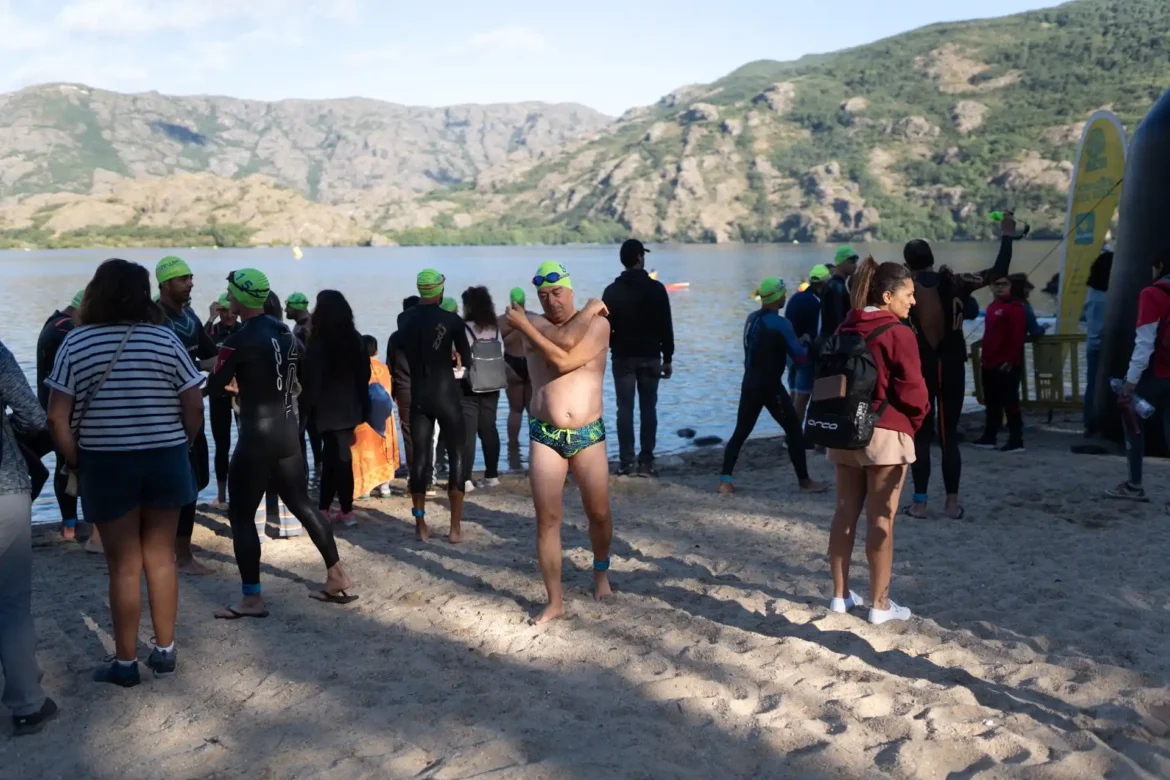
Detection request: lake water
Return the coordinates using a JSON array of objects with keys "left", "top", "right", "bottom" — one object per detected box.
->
[{"left": 0, "top": 241, "right": 1067, "bottom": 523}]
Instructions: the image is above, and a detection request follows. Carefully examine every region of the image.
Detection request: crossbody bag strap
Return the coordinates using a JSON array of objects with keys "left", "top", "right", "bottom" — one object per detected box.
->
[{"left": 73, "top": 324, "right": 136, "bottom": 438}]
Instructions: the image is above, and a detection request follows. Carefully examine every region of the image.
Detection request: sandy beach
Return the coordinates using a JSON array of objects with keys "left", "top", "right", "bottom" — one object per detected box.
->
[{"left": 4, "top": 412, "right": 1170, "bottom": 779}]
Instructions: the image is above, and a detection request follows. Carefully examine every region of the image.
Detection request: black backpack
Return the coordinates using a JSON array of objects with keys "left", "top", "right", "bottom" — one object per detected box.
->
[{"left": 803, "top": 323, "right": 899, "bottom": 450}]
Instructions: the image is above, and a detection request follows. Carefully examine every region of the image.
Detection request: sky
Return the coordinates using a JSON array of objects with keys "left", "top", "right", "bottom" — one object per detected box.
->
[{"left": 0, "top": 0, "right": 1056, "bottom": 115}]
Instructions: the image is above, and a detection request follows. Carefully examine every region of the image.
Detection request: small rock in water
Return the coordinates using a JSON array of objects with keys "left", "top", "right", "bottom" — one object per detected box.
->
[
  {"left": 676, "top": 428, "right": 696, "bottom": 439},
  {"left": 693, "top": 435, "right": 723, "bottom": 447}
]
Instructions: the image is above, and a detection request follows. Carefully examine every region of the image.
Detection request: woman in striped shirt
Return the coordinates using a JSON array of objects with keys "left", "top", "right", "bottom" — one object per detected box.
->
[{"left": 47, "top": 259, "right": 206, "bottom": 687}]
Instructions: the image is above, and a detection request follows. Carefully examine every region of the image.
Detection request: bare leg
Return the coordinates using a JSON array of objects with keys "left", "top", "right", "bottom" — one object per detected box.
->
[
  {"left": 99, "top": 509, "right": 144, "bottom": 662},
  {"left": 827, "top": 464, "right": 867, "bottom": 601},
  {"left": 411, "top": 493, "right": 429, "bottom": 541},
  {"left": 568, "top": 442, "right": 613, "bottom": 600},
  {"left": 506, "top": 381, "right": 525, "bottom": 450},
  {"left": 139, "top": 506, "right": 180, "bottom": 648},
  {"left": 530, "top": 441, "right": 570, "bottom": 624},
  {"left": 447, "top": 488, "right": 464, "bottom": 544},
  {"left": 865, "top": 465, "right": 907, "bottom": 610}
]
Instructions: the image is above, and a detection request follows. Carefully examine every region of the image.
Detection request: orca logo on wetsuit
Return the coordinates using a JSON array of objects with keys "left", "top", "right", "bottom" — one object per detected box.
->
[
  {"left": 807, "top": 419, "right": 839, "bottom": 430},
  {"left": 272, "top": 338, "right": 283, "bottom": 391},
  {"left": 433, "top": 323, "right": 447, "bottom": 350}
]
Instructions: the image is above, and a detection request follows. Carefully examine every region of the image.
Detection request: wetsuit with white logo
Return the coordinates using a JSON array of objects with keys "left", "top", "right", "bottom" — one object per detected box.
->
[
  {"left": 397, "top": 303, "right": 471, "bottom": 493},
  {"left": 207, "top": 320, "right": 237, "bottom": 484},
  {"left": 207, "top": 314, "right": 339, "bottom": 588},
  {"left": 721, "top": 309, "right": 810, "bottom": 481}
]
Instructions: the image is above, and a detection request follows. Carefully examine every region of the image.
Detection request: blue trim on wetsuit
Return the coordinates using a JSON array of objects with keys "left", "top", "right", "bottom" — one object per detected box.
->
[
  {"left": 593, "top": 557, "right": 610, "bottom": 572},
  {"left": 242, "top": 583, "right": 261, "bottom": 596}
]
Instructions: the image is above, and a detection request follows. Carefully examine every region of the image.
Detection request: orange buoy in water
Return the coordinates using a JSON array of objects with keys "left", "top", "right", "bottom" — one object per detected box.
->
[{"left": 664, "top": 282, "right": 690, "bottom": 291}]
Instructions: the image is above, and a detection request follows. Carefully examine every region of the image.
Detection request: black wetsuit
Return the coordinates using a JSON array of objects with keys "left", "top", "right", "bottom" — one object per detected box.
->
[
  {"left": 207, "top": 314, "right": 339, "bottom": 587},
  {"left": 36, "top": 309, "right": 77, "bottom": 520},
  {"left": 721, "top": 309, "right": 810, "bottom": 481},
  {"left": 397, "top": 303, "right": 471, "bottom": 493},
  {"left": 291, "top": 317, "right": 322, "bottom": 467},
  {"left": 161, "top": 302, "right": 217, "bottom": 537},
  {"left": 819, "top": 275, "right": 851, "bottom": 338},
  {"left": 909, "top": 235, "right": 1013, "bottom": 500},
  {"left": 207, "top": 320, "right": 238, "bottom": 485}
]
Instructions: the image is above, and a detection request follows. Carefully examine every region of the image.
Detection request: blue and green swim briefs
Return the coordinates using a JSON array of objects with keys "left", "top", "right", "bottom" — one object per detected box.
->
[{"left": 529, "top": 418, "right": 606, "bottom": 459}]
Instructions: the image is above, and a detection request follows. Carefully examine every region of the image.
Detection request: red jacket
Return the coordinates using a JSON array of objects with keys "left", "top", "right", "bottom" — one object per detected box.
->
[
  {"left": 838, "top": 309, "right": 930, "bottom": 436},
  {"left": 982, "top": 300, "right": 1027, "bottom": 368}
]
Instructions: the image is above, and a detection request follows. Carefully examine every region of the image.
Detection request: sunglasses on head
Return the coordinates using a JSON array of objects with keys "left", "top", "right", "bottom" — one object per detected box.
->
[{"left": 533, "top": 271, "right": 568, "bottom": 287}]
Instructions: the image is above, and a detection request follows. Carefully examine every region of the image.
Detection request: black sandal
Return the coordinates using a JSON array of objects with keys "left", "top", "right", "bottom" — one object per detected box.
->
[{"left": 309, "top": 590, "right": 359, "bottom": 605}]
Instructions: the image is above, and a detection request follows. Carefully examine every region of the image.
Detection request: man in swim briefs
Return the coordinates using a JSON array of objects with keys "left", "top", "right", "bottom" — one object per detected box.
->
[
  {"left": 499, "top": 287, "right": 533, "bottom": 466},
  {"left": 396, "top": 269, "right": 471, "bottom": 542},
  {"left": 206, "top": 268, "right": 355, "bottom": 618},
  {"left": 503, "top": 261, "right": 614, "bottom": 624}
]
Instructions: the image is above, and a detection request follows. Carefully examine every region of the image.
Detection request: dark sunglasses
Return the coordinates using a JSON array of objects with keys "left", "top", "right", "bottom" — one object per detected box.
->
[{"left": 532, "top": 272, "right": 569, "bottom": 287}]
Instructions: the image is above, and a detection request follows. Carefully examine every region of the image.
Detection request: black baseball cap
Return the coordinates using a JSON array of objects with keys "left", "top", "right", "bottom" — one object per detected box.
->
[{"left": 620, "top": 239, "right": 650, "bottom": 267}]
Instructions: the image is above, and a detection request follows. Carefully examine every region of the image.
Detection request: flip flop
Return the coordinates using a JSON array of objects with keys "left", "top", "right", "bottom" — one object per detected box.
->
[
  {"left": 309, "top": 590, "right": 359, "bottom": 605},
  {"left": 900, "top": 505, "right": 928, "bottom": 519},
  {"left": 214, "top": 607, "right": 269, "bottom": 620},
  {"left": 946, "top": 506, "right": 966, "bottom": 520}
]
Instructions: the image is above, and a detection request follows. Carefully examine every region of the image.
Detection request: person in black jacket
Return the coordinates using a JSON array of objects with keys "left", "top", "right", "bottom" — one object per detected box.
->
[
  {"left": 819, "top": 246, "right": 860, "bottom": 339},
  {"left": 387, "top": 296, "right": 419, "bottom": 478},
  {"left": 35, "top": 291, "right": 81, "bottom": 538},
  {"left": 300, "top": 290, "right": 371, "bottom": 527},
  {"left": 602, "top": 239, "right": 673, "bottom": 477}
]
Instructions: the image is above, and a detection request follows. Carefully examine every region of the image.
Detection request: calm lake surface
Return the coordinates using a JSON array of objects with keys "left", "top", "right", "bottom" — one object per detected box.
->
[{"left": 0, "top": 242, "right": 1066, "bottom": 523}]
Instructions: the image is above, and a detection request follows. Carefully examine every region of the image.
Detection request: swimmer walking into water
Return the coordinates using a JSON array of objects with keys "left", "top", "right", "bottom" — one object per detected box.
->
[
  {"left": 503, "top": 261, "right": 614, "bottom": 624},
  {"left": 206, "top": 269, "right": 355, "bottom": 618}
]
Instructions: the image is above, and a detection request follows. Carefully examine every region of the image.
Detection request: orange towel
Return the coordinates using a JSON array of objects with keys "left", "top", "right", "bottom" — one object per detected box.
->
[{"left": 352, "top": 357, "right": 400, "bottom": 496}]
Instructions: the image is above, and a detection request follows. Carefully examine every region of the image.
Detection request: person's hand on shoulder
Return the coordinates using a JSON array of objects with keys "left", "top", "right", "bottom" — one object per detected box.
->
[{"left": 584, "top": 298, "right": 609, "bottom": 318}]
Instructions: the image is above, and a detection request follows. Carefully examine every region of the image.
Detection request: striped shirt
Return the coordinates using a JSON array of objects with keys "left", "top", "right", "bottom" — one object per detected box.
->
[{"left": 45, "top": 323, "right": 205, "bottom": 451}]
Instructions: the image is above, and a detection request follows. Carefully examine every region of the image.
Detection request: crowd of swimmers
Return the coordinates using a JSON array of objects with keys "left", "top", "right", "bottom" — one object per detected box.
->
[{"left": 3, "top": 218, "right": 1170, "bottom": 735}]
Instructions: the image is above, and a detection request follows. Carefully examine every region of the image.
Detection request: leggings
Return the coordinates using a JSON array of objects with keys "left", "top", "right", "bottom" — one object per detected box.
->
[
  {"left": 210, "top": 396, "right": 234, "bottom": 484},
  {"left": 318, "top": 429, "right": 356, "bottom": 514},
  {"left": 981, "top": 366, "right": 1022, "bottom": 443},
  {"left": 299, "top": 413, "right": 323, "bottom": 472},
  {"left": 721, "top": 380, "right": 809, "bottom": 481},
  {"left": 394, "top": 393, "right": 413, "bottom": 471},
  {"left": 912, "top": 354, "right": 964, "bottom": 497},
  {"left": 409, "top": 390, "right": 467, "bottom": 494},
  {"left": 462, "top": 391, "right": 500, "bottom": 480},
  {"left": 228, "top": 443, "right": 339, "bottom": 587}
]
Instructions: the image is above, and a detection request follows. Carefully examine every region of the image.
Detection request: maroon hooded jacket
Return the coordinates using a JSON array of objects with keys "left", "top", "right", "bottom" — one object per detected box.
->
[{"left": 837, "top": 309, "right": 931, "bottom": 437}]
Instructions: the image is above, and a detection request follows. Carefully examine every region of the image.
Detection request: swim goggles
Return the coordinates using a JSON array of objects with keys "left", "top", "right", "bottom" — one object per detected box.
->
[{"left": 532, "top": 271, "right": 569, "bottom": 287}]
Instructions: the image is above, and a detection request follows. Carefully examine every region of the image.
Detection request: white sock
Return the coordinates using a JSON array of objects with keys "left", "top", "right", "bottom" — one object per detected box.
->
[
  {"left": 156, "top": 643, "right": 174, "bottom": 654},
  {"left": 116, "top": 658, "right": 136, "bottom": 667}
]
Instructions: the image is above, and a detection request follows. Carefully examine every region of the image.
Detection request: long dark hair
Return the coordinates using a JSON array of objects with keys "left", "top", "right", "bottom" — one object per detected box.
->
[
  {"left": 1087, "top": 250, "right": 1113, "bottom": 292},
  {"left": 850, "top": 257, "right": 912, "bottom": 310},
  {"left": 461, "top": 286, "right": 496, "bottom": 329},
  {"left": 264, "top": 291, "right": 282, "bottom": 318},
  {"left": 78, "top": 258, "right": 164, "bottom": 326},
  {"left": 309, "top": 289, "right": 363, "bottom": 371}
]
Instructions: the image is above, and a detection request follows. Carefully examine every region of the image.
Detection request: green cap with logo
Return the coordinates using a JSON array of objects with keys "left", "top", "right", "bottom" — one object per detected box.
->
[
  {"left": 808, "top": 264, "right": 832, "bottom": 283},
  {"left": 417, "top": 269, "right": 445, "bottom": 299},
  {"left": 156, "top": 255, "right": 192, "bottom": 284},
  {"left": 286, "top": 292, "right": 310, "bottom": 311},
  {"left": 226, "top": 268, "right": 271, "bottom": 308},
  {"left": 70, "top": 289, "right": 84, "bottom": 309},
  {"left": 509, "top": 287, "right": 526, "bottom": 306},
  {"left": 534, "top": 260, "right": 571, "bottom": 290},
  {"left": 440, "top": 296, "right": 458, "bottom": 313},
  {"left": 757, "top": 277, "right": 786, "bottom": 305},
  {"left": 834, "top": 246, "right": 859, "bottom": 266}
]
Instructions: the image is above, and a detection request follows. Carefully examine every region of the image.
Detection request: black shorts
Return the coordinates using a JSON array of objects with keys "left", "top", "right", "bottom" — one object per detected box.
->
[{"left": 505, "top": 354, "right": 529, "bottom": 383}]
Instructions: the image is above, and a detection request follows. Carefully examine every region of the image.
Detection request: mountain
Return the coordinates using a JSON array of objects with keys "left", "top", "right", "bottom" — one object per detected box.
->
[
  {"left": 395, "top": 0, "right": 1169, "bottom": 245},
  {"left": 2, "top": 0, "right": 1168, "bottom": 248}
]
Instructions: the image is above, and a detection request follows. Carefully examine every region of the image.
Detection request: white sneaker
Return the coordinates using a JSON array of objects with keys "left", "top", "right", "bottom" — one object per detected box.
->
[
  {"left": 828, "top": 591, "right": 863, "bottom": 614},
  {"left": 868, "top": 600, "right": 912, "bottom": 625},
  {"left": 464, "top": 480, "right": 476, "bottom": 493},
  {"left": 476, "top": 477, "right": 500, "bottom": 488}
]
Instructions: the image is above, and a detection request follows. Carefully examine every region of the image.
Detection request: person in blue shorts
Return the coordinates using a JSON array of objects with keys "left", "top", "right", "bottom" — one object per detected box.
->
[{"left": 785, "top": 263, "right": 831, "bottom": 425}]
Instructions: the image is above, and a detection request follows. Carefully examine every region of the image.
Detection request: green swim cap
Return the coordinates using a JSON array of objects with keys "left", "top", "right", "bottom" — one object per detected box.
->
[
  {"left": 509, "top": 287, "right": 526, "bottom": 306},
  {"left": 226, "top": 268, "right": 271, "bottom": 308},
  {"left": 834, "top": 246, "right": 859, "bottom": 266},
  {"left": 217, "top": 292, "right": 230, "bottom": 309},
  {"left": 534, "top": 260, "right": 571, "bottom": 290},
  {"left": 808, "top": 264, "right": 832, "bottom": 283},
  {"left": 156, "top": 255, "right": 192, "bottom": 284},
  {"left": 440, "top": 296, "right": 458, "bottom": 313},
  {"left": 70, "top": 289, "right": 84, "bottom": 309},
  {"left": 758, "top": 277, "right": 786, "bottom": 305},
  {"left": 417, "top": 269, "right": 445, "bottom": 299},
  {"left": 286, "top": 291, "right": 310, "bottom": 311}
]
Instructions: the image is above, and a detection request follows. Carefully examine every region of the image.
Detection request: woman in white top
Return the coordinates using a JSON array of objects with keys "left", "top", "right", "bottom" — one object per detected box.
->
[
  {"left": 460, "top": 287, "right": 504, "bottom": 487},
  {"left": 46, "top": 259, "right": 205, "bottom": 688}
]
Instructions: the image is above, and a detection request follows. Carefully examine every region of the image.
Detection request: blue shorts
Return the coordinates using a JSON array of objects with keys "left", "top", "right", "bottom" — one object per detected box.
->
[
  {"left": 78, "top": 444, "right": 196, "bottom": 524},
  {"left": 788, "top": 362, "right": 814, "bottom": 395}
]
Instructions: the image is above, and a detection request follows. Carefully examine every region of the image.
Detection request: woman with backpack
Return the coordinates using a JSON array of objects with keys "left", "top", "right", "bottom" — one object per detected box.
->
[
  {"left": 822, "top": 258, "right": 929, "bottom": 625},
  {"left": 460, "top": 287, "right": 505, "bottom": 488}
]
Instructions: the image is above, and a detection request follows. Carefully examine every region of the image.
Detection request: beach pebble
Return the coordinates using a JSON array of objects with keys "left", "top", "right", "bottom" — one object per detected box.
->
[
  {"left": 693, "top": 435, "right": 723, "bottom": 447},
  {"left": 677, "top": 427, "right": 696, "bottom": 438}
]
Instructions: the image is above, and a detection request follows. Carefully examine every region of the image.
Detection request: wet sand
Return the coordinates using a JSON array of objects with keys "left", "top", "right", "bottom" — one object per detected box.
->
[{"left": 4, "top": 412, "right": 1170, "bottom": 779}]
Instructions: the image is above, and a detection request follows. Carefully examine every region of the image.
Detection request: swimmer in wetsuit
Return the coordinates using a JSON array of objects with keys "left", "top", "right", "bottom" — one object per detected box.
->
[
  {"left": 206, "top": 292, "right": 237, "bottom": 506},
  {"left": 719, "top": 277, "right": 828, "bottom": 495},
  {"left": 206, "top": 268, "right": 355, "bottom": 618},
  {"left": 499, "top": 286, "right": 533, "bottom": 466},
  {"left": 397, "top": 269, "right": 471, "bottom": 542}
]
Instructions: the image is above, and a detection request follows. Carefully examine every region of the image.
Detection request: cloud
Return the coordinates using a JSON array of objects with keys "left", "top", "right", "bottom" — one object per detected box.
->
[
  {"left": 54, "top": 0, "right": 363, "bottom": 35},
  {"left": 464, "top": 26, "right": 547, "bottom": 56},
  {"left": 0, "top": 1, "right": 53, "bottom": 51},
  {"left": 344, "top": 46, "right": 404, "bottom": 66},
  {"left": 8, "top": 48, "right": 150, "bottom": 91}
]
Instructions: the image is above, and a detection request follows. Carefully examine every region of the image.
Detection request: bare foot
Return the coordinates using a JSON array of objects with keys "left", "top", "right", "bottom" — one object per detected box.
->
[
  {"left": 530, "top": 602, "right": 565, "bottom": 626},
  {"left": 84, "top": 536, "right": 104, "bottom": 555},
  {"left": 415, "top": 518, "right": 429, "bottom": 542},
  {"left": 177, "top": 557, "right": 215, "bottom": 576},
  {"left": 214, "top": 596, "right": 268, "bottom": 619},
  {"left": 61, "top": 524, "right": 76, "bottom": 541},
  {"left": 800, "top": 479, "right": 830, "bottom": 494},
  {"left": 324, "top": 562, "right": 353, "bottom": 596},
  {"left": 717, "top": 481, "right": 736, "bottom": 494},
  {"left": 593, "top": 571, "right": 612, "bottom": 601},
  {"left": 447, "top": 525, "right": 462, "bottom": 544}
]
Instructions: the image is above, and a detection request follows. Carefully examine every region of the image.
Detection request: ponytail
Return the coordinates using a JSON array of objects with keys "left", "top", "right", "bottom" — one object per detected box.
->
[{"left": 850, "top": 255, "right": 911, "bottom": 309}]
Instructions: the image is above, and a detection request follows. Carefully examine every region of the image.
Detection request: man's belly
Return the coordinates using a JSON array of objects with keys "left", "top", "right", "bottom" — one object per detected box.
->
[{"left": 530, "top": 374, "right": 604, "bottom": 429}]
